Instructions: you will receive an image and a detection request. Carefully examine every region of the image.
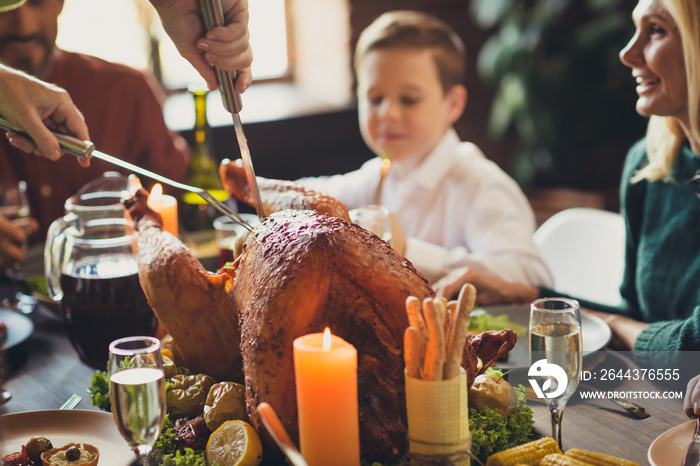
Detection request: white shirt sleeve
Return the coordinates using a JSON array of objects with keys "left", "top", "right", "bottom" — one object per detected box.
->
[
  {"left": 397, "top": 139, "right": 552, "bottom": 288},
  {"left": 296, "top": 158, "right": 382, "bottom": 209},
  {"left": 404, "top": 177, "right": 552, "bottom": 287}
]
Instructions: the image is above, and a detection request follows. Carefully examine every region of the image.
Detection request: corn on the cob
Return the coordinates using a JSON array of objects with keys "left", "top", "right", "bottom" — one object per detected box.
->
[
  {"left": 485, "top": 437, "right": 562, "bottom": 466},
  {"left": 565, "top": 448, "right": 639, "bottom": 466},
  {"left": 540, "top": 453, "right": 589, "bottom": 465}
]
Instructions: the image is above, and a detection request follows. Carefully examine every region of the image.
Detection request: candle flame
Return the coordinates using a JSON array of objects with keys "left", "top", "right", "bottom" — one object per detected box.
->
[
  {"left": 323, "top": 327, "right": 332, "bottom": 350},
  {"left": 150, "top": 183, "right": 163, "bottom": 198}
]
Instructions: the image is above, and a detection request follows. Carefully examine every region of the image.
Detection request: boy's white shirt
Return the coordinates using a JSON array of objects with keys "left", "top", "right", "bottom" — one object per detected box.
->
[{"left": 297, "top": 128, "right": 552, "bottom": 287}]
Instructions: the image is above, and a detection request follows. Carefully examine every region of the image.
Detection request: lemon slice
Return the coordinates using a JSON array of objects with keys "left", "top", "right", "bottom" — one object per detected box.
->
[{"left": 206, "top": 420, "right": 263, "bottom": 466}]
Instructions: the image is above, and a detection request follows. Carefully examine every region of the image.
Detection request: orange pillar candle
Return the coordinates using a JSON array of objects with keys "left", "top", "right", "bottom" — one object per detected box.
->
[
  {"left": 293, "top": 328, "right": 360, "bottom": 466},
  {"left": 148, "top": 183, "right": 178, "bottom": 237}
]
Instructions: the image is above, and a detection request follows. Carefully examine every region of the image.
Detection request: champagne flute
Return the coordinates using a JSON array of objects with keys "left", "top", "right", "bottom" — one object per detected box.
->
[
  {"left": 109, "top": 336, "right": 166, "bottom": 465},
  {"left": 529, "top": 298, "right": 582, "bottom": 450}
]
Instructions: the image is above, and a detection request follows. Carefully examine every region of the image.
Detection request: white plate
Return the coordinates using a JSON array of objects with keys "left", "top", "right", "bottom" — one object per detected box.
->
[
  {"left": 0, "top": 309, "right": 34, "bottom": 351},
  {"left": 0, "top": 409, "right": 133, "bottom": 463},
  {"left": 481, "top": 305, "right": 612, "bottom": 369},
  {"left": 648, "top": 420, "right": 695, "bottom": 466}
]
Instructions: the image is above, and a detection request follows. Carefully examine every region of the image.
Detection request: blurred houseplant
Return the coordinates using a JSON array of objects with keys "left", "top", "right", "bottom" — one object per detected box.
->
[{"left": 471, "top": 0, "right": 646, "bottom": 189}]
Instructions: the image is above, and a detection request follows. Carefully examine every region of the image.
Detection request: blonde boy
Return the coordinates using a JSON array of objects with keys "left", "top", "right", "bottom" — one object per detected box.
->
[{"left": 298, "top": 10, "right": 551, "bottom": 293}]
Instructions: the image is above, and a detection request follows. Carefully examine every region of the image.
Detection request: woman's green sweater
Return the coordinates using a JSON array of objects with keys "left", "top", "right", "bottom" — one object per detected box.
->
[
  {"left": 541, "top": 138, "right": 700, "bottom": 359},
  {"left": 618, "top": 138, "right": 700, "bottom": 354}
]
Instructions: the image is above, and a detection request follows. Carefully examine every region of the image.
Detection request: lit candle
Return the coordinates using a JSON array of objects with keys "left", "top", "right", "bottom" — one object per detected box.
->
[
  {"left": 148, "top": 183, "right": 178, "bottom": 237},
  {"left": 293, "top": 328, "right": 360, "bottom": 466}
]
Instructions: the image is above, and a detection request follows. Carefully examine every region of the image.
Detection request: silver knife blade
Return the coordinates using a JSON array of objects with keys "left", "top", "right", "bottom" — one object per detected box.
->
[
  {"left": 230, "top": 112, "right": 265, "bottom": 219},
  {"left": 198, "top": 0, "right": 265, "bottom": 221},
  {"left": 0, "top": 116, "right": 251, "bottom": 228},
  {"left": 0, "top": 115, "right": 193, "bottom": 191}
]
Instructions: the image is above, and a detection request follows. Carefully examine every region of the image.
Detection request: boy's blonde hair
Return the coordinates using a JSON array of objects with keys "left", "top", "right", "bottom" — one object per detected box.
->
[
  {"left": 634, "top": 0, "right": 700, "bottom": 183},
  {"left": 354, "top": 10, "right": 466, "bottom": 94}
]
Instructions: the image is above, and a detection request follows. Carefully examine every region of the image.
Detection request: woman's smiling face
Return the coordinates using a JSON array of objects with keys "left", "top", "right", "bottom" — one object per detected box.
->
[{"left": 619, "top": 0, "right": 688, "bottom": 121}]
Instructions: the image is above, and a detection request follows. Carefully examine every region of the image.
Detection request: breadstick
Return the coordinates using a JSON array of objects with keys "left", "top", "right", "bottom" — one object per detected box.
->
[
  {"left": 445, "top": 299, "right": 457, "bottom": 360},
  {"left": 444, "top": 284, "right": 476, "bottom": 379},
  {"left": 404, "top": 326, "right": 422, "bottom": 378},
  {"left": 405, "top": 296, "right": 428, "bottom": 368},
  {"left": 434, "top": 297, "right": 447, "bottom": 326},
  {"left": 433, "top": 297, "right": 448, "bottom": 355},
  {"left": 447, "top": 300, "right": 457, "bottom": 315},
  {"left": 422, "top": 298, "right": 445, "bottom": 381}
]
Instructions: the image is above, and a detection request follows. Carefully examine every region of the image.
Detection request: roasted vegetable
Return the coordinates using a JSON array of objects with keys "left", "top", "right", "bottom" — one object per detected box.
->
[
  {"left": 173, "top": 416, "right": 211, "bottom": 451},
  {"left": 469, "top": 374, "right": 518, "bottom": 417},
  {"left": 25, "top": 437, "right": 53, "bottom": 462},
  {"left": 564, "top": 449, "right": 639, "bottom": 466},
  {"left": 485, "top": 437, "right": 562, "bottom": 466},
  {"left": 161, "top": 354, "right": 178, "bottom": 379},
  {"left": 541, "top": 453, "right": 588, "bottom": 465},
  {"left": 167, "top": 374, "right": 215, "bottom": 418},
  {"left": 470, "top": 370, "right": 534, "bottom": 462},
  {"left": 203, "top": 381, "right": 248, "bottom": 431}
]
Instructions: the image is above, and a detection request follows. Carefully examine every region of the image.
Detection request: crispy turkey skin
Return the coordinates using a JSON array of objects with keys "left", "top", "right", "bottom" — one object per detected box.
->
[
  {"left": 127, "top": 188, "right": 433, "bottom": 461},
  {"left": 127, "top": 164, "right": 517, "bottom": 463}
]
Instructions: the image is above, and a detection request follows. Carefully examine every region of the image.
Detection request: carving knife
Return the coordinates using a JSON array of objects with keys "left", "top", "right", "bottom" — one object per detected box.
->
[
  {"left": 0, "top": 116, "right": 251, "bottom": 228},
  {"left": 198, "top": 0, "right": 265, "bottom": 220}
]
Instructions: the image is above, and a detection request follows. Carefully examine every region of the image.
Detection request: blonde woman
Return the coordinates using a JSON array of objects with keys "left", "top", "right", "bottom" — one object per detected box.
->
[{"left": 436, "top": 0, "right": 700, "bottom": 356}]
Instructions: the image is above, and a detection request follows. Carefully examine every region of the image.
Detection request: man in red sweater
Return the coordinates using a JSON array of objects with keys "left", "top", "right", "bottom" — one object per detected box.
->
[{"left": 0, "top": 0, "right": 192, "bottom": 237}]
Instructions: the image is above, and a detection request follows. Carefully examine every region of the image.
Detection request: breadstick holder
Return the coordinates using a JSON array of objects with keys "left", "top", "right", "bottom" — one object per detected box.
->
[{"left": 405, "top": 367, "right": 471, "bottom": 465}]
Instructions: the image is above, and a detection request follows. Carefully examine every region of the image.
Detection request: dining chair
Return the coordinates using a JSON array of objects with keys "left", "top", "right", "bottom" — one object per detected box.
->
[{"left": 533, "top": 207, "right": 625, "bottom": 307}]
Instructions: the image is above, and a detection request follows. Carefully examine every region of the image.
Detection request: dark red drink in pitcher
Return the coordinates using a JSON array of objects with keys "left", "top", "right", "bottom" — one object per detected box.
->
[{"left": 59, "top": 254, "right": 156, "bottom": 369}]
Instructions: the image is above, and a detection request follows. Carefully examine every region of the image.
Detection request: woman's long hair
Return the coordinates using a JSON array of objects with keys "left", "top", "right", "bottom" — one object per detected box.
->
[{"left": 634, "top": 0, "right": 700, "bottom": 183}]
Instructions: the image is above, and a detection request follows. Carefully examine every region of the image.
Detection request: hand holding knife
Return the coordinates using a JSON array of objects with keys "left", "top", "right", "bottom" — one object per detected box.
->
[{"left": 198, "top": 0, "right": 265, "bottom": 221}]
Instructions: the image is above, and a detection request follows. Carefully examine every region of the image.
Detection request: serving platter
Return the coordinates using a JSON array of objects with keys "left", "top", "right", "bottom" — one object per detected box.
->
[
  {"left": 647, "top": 419, "right": 694, "bottom": 465},
  {"left": 480, "top": 305, "right": 612, "bottom": 370},
  {"left": 0, "top": 308, "right": 34, "bottom": 351},
  {"left": 0, "top": 409, "right": 133, "bottom": 463}
]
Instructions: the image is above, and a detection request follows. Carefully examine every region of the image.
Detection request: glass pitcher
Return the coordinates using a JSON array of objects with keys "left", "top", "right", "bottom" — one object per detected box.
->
[
  {"left": 44, "top": 172, "right": 156, "bottom": 368},
  {"left": 44, "top": 171, "right": 135, "bottom": 300},
  {"left": 45, "top": 217, "right": 156, "bottom": 368},
  {"left": 47, "top": 171, "right": 131, "bottom": 237}
]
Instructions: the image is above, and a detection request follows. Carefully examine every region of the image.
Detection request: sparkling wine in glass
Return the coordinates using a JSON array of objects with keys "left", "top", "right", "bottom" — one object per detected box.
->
[
  {"left": 529, "top": 297, "right": 582, "bottom": 450},
  {"left": 109, "top": 336, "right": 166, "bottom": 464}
]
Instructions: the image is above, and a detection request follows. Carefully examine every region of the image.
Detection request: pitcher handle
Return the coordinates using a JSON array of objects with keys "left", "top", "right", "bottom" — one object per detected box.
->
[{"left": 44, "top": 214, "right": 77, "bottom": 302}]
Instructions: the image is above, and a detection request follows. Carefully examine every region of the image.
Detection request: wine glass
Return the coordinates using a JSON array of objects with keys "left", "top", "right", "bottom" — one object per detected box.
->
[
  {"left": 0, "top": 180, "right": 32, "bottom": 311},
  {"left": 108, "top": 336, "right": 166, "bottom": 464},
  {"left": 349, "top": 205, "right": 393, "bottom": 245},
  {"left": 529, "top": 297, "right": 582, "bottom": 450}
]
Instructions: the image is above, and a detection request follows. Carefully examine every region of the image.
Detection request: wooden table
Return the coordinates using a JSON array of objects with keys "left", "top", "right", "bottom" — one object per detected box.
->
[
  {"left": 1, "top": 303, "right": 102, "bottom": 416},
  {"left": 0, "top": 271, "right": 692, "bottom": 465},
  {"left": 527, "top": 373, "right": 689, "bottom": 465}
]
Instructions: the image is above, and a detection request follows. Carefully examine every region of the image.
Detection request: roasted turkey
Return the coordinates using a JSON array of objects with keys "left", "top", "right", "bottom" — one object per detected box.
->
[{"left": 126, "top": 160, "right": 516, "bottom": 463}]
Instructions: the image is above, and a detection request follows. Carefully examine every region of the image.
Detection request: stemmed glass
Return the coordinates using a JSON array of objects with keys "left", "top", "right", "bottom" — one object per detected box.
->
[
  {"left": 0, "top": 180, "right": 32, "bottom": 310},
  {"left": 108, "top": 336, "right": 166, "bottom": 465},
  {"left": 529, "top": 297, "right": 582, "bottom": 450},
  {"left": 349, "top": 205, "right": 393, "bottom": 245}
]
